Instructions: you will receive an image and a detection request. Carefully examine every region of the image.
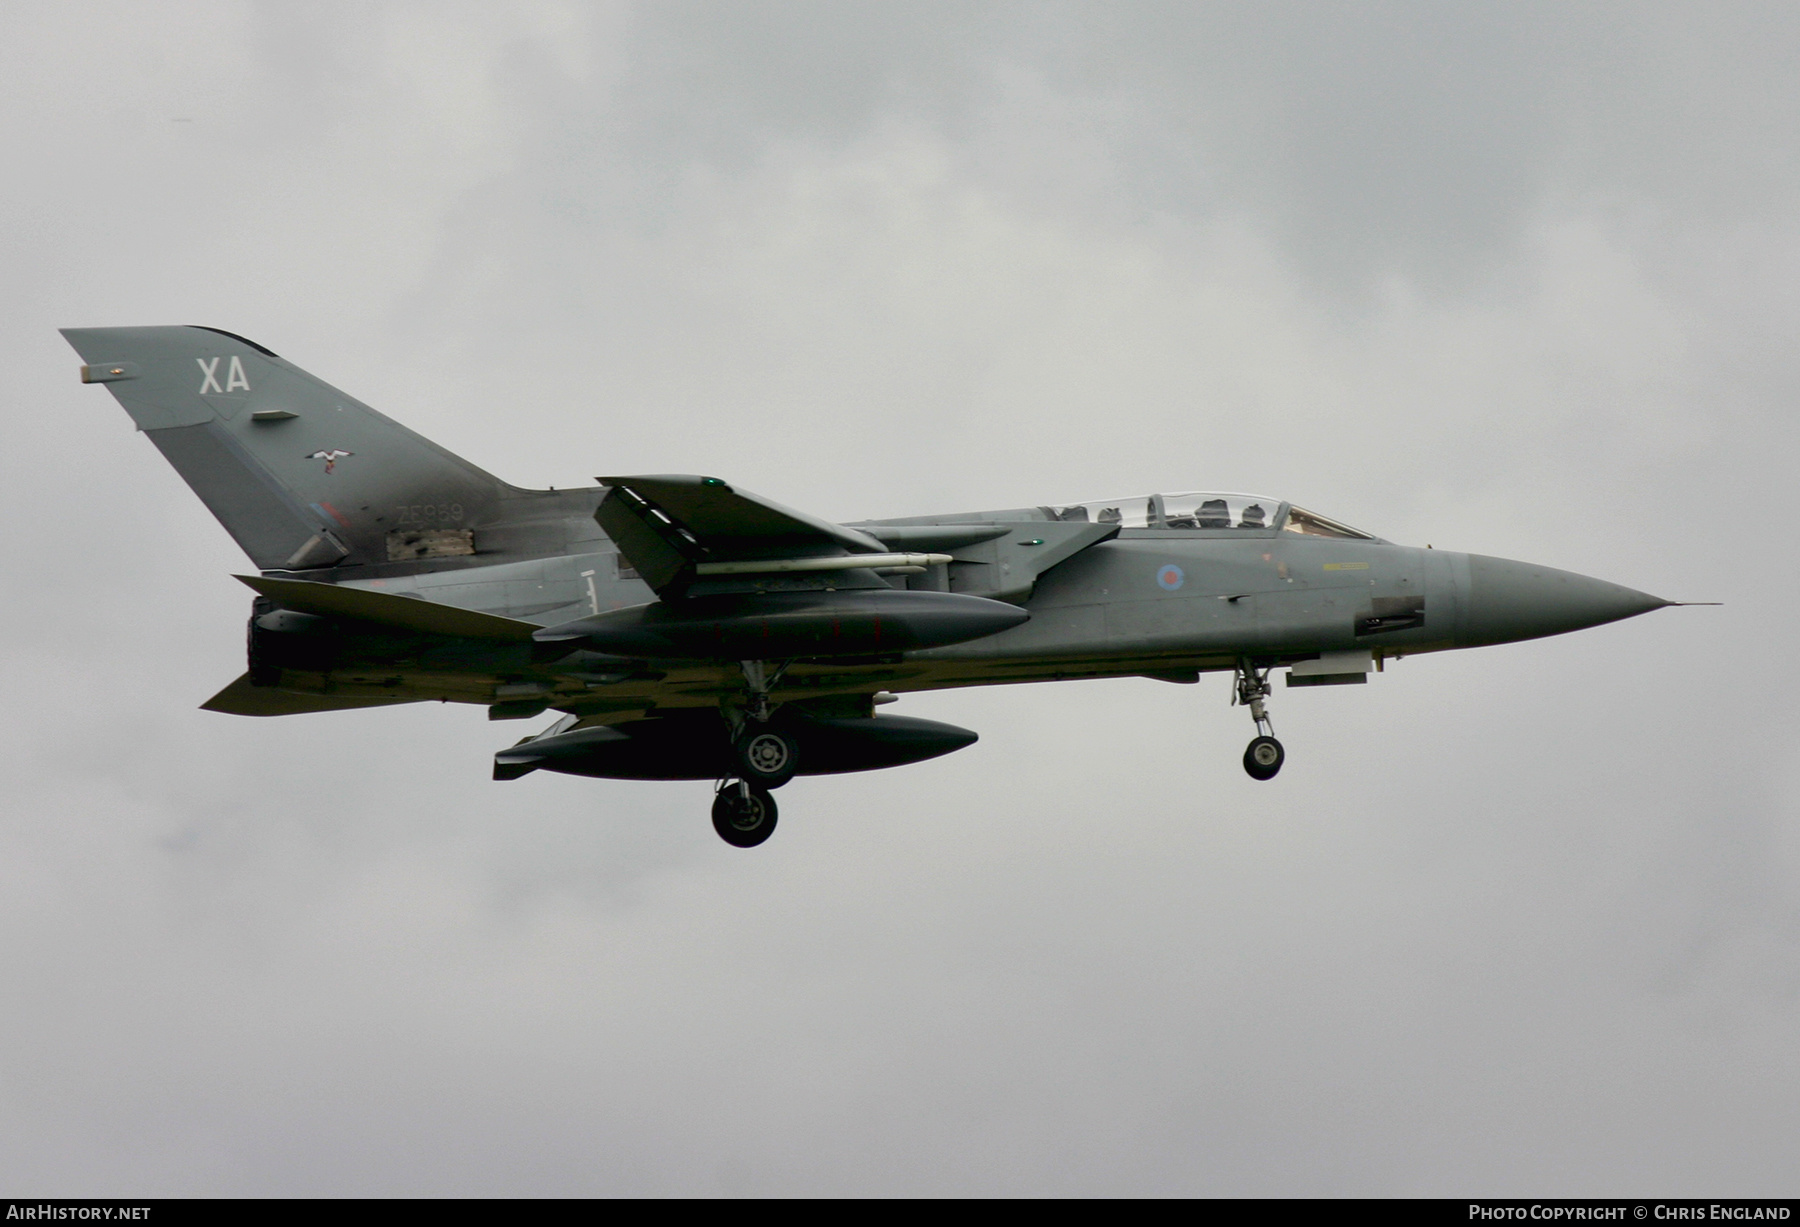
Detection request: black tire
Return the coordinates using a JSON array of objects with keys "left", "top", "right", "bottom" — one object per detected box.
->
[
  {"left": 1243, "top": 735, "right": 1285, "bottom": 781},
  {"left": 712, "top": 783, "right": 779, "bottom": 848},
  {"left": 734, "top": 727, "right": 800, "bottom": 788}
]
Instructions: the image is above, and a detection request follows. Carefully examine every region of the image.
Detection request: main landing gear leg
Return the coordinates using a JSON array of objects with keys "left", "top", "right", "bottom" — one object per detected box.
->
[
  {"left": 709, "top": 661, "right": 797, "bottom": 846},
  {"left": 726, "top": 659, "right": 800, "bottom": 790},
  {"left": 1233, "top": 658, "right": 1286, "bottom": 781}
]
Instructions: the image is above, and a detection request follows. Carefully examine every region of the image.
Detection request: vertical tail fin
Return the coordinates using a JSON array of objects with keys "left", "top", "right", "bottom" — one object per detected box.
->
[{"left": 61, "top": 326, "right": 520, "bottom": 572}]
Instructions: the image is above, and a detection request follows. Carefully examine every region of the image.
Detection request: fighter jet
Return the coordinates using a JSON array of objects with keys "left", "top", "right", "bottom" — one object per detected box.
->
[{"left": 61, "top": 326, "right": 1688, "bottom": 847}]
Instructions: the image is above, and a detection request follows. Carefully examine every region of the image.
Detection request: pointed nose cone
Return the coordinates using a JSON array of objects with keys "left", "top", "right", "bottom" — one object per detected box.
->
[{"left": 1458, "top": 554, "right": 1670, "bottom": 648}]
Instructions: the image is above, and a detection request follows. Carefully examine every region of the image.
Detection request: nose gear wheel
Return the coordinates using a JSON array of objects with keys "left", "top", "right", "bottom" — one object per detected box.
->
[{"left": 1243, "top": 734, "right": 1285, "bottom": 780}]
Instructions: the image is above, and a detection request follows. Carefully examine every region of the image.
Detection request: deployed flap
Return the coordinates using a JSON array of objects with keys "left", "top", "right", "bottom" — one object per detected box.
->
[
  {"left": 235, "top": 575, "right": 537, "bottom": 641},
  {"left": 595, "top": 475, "right": 886, "bottom": 593},
  {"left": 202, "top": 673, "right": 421, "bottom": 717}
]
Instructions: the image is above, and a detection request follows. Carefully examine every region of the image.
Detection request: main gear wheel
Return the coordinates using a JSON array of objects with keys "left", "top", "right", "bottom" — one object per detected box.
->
[
  {"left": 712, "top": 781, "right": 779, "bottom": 848},
  {"left": 734, "top": 727, "right": 800, "bottom": 788}
]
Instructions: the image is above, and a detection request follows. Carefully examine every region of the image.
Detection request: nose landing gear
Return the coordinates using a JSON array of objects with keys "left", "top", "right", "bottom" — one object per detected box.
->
[{"left": 1233, "top": 659, "right": 1285, "bottom": 781}]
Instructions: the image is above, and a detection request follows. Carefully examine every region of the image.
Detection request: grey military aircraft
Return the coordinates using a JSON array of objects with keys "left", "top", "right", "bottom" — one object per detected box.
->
[{"left": 62, "top": 326, "right": 1686, "bottom": 847}]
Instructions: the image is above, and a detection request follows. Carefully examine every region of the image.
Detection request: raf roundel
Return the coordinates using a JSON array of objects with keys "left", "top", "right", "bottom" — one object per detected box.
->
[{"left": 1156, "top": 564, "right": 1185, "bottom": 591}]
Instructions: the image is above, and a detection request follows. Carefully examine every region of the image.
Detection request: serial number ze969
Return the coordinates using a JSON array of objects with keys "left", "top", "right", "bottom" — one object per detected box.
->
[{"left": 394, "top": 503, "right": 465, "bottom": 524}]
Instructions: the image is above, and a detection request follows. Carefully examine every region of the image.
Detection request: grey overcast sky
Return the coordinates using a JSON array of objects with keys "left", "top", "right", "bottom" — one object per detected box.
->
[{"left": 2, "top": 1, "right": 1796, "bottom": 1196}]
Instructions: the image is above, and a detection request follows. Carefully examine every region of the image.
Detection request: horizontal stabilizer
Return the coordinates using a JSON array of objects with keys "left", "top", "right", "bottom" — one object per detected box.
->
[
  {"left": 202, "top": 673, "right": 421, "bottom": 717},
  {"left": 235, "top": 575, "right": 538, "bottom": 641}
]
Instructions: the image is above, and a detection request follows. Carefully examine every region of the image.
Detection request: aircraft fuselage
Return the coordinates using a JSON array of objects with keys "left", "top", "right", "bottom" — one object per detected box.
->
[{"left": 263, "top": 523, "right": 1664, "bottom": 715}]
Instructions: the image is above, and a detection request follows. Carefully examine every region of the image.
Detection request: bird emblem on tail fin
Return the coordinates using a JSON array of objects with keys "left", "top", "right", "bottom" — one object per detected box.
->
[{"left": 305, "top": 449, "right": 353, "bottom": 474}]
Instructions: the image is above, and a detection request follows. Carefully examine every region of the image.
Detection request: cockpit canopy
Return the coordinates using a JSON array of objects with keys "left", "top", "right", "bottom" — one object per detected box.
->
[{"left": 1047, "top": 492, "right": 1374, "bottom": 540}]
